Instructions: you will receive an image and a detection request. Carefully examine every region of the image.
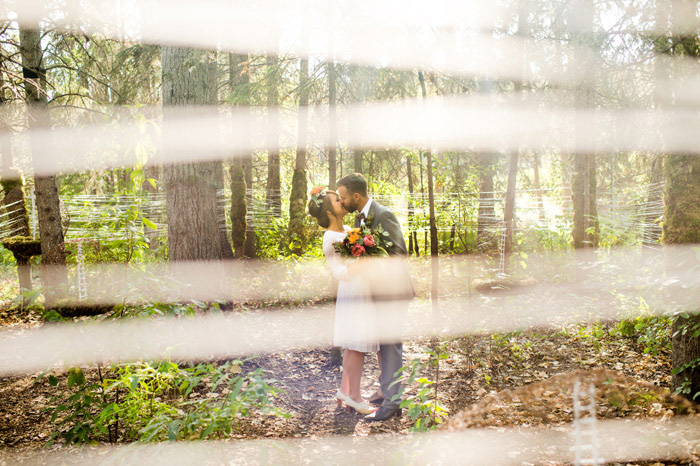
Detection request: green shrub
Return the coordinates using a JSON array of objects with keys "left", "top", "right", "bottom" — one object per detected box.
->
[
  {"left": 392, "top": 344, "right": 450, "bottom": 432},
  {"left": 43, "top": 360, "right": 285, "bottom": 445}
]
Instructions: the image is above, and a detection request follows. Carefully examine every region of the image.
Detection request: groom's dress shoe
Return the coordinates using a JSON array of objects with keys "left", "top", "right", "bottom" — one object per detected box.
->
[
  {"left": 368, "top": 391, "right": 384, "bottom": 405},
  {"left": 364, "top": 406, "right": 401, "bottom": 422}
]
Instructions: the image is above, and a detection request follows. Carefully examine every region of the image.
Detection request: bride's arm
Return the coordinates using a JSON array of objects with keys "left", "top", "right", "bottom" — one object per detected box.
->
[{"left": 323, "top": 238, "right": 349, "bottom": 281}]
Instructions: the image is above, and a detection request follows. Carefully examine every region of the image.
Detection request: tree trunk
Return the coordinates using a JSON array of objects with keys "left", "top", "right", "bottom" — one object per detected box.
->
[
  {"left": 419, "top": 151, "right": 427, "bottom": 253},
  {"left": 162, "top": 46, "right": 225, "bottom": 262},
  {"left": 286, "top": 58, "right": 309, "bottom": 256},
  {"left": 572, "top": 154, "right": 586, "bottom": 248},
  {"left": 666, "top": 0, "right": 700, "bottom": 402},
  {"left": 407, "top": 154, "right": 418, "bottom": 255},
  {"left": 664, "top": 154, "right": 700, "bottom": 400},
  {"left": 354, "top": 151, "right": 363, "bottom": 174},
  {"left": 587, "top": 154, "right": 599, "bottom": 247},
  {"left": 571, "top": 0, "right": 597, "bottom": 250},
  {"left": 502, "top": 0, "right": 529, "bottom": 269},
  {"left": 0, "top": 131, "right": 29, "bottom": 238},
  {"left": 265, "top": 55, "right": 281, "bottom": 216},
  {"left": 0, "top": 134, "right": 32, "bottom": 292},
  {"left": 533, "top": 153, "right": 546, "bottom": 222},
  {"left": 210, "top": 52, "right": 234, "bottom": 261},
  {"left": 503, "top": 152, "right": 519, "bottom": 267},
  {"left": 327, "top": 62, "right": 337, "bottom": 189},
  {"left": 228, "top": 53, "right": 255, "bottom": 258},
  {"left": 643, "top": 0, "right": 670, "bottom": 250},
  {"left": 230, "top": 160, "right": 247, "bottom": 259},
  {"left": 214, "top": 162, "right": 234, "bottom": 260},
  {"left": 419, "top": 71, "right": 439, "bottom": 317},
  {"left": 243, "top": 155, "right": 256, "bottom": 257},
  {"left": 20, "top": 27, "right": 67, "bottom": 308},
  {"left": 143, "top": 165, "right": 161, "bottom": 251},
  {"left": 560, "top": 153, "right": 572, "bottom": 207},
  {"left": 0, "top": 176, "right": 29, "bottom": 237}
]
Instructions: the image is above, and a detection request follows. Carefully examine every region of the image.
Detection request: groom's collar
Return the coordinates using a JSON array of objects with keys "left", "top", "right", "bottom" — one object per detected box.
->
[{"left": 359, "top": 197, "right": 373, "bottom": 218}]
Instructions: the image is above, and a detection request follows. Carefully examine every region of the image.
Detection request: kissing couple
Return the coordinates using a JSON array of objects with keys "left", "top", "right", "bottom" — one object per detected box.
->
[{"left": 308, "top": 173, "right": 414, "bottom": 422}]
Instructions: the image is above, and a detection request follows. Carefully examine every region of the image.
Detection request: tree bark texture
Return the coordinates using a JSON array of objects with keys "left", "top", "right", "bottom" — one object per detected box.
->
[
  {"left": 265, "top": 56, "right": 281, "bottom": 216},
  {"left": 663, "top": 154, "right": 700, "bottom": 400},
  {"left": 570, "top": 0, "right": 598, "bottom": 249},
  {"left": 227, "top": 53, "right": 255, "bottom": 258},
  {"left": 560, "top": 153, "right": 572, "bottom": 208},
  {"left": 243, "top": 156, "right": 256, "bottom": 257},
  {"left": 327, "top": 62, "right": 337, "bottom": 189},
  {"left": 286, "top": 58, "right": 309, "bottom": 256},
  {"left": 533, "top": 154, "right": 546, "bottom": 222},
  {"left": 503, "top": 151, "right": 519, "bottom": 266},
  {"left": 587, "top": 154, "right": 599, "bottom": 247},
  {"left": 230, "top": 161, "right": 247, "bottom": 259},
  {"left": 502, "top": 0, "right": 529, "bottom": 269},
  {"left": 214, "top": 162, "right": 234, "bottom": 260},
  {"left": 162, "top": 46, "right": 225, "bottom": 262},
  {"left": 354, "top": 151, "right": 363, "bottom": 174},
  {"left": 0, "top": 175, "right": 30, "bottom": 240},
  {"left": 643, "top": 1, "right": 670, "bottom": 250},
  {"left": 407, "top": 154, "right": 418, "bottom": 255},
  {"left": 20, "top": 27, "right": 67, "bottom": 307}
]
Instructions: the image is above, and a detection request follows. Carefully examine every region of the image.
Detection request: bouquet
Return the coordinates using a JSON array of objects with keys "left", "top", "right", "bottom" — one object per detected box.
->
[{"left": 334, "top": 224, "right": 393, "bottom": 258}]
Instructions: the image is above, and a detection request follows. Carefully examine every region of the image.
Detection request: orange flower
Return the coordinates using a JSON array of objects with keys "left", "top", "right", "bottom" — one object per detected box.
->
[
  {"left": 348, "top": 231, "right": 360, "bottom": 244},
  {"left": 309, "top": 186, "right": 325, "bottom": 196}
]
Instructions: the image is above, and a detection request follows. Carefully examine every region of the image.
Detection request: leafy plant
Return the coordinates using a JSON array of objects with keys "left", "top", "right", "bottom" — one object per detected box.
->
[
  {"left": 612, "top": 316, "right": 671, "bottom": 355},
  {"left": 392, "top": 344, "right": 450, "bottom": 432},
  {"left": 43, "top": 367, "right": 103, "bottom": 445},
  {"left": 43, "top": 359, "right": 285, "bottom": 445},
  {"left": 12, "top": 287, "right": 43, "bottom": 311}
]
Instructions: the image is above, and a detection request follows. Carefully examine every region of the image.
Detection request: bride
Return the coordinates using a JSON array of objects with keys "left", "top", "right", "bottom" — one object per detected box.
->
[{"left": 308, "top": 187, "right": 377, "bottom": 415}]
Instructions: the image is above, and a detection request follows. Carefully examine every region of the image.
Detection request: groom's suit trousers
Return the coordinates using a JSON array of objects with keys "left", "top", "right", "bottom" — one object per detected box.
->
[
  {"left": 377, "top": 300, "right": 409, "bottom": 410},
  {"left": 356, "top": 200, "right": 413, "bottom": 410}
]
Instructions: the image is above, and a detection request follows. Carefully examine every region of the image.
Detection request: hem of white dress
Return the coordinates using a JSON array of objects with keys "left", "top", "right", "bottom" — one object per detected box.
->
[{"left": 335, "top": 343, "right": 380, "bottom": 353}]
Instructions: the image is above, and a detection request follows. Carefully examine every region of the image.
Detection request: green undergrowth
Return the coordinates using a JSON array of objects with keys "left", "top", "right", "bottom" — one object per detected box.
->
[{"left": 40, "top": 359, "right": 286, "bottom": 445}]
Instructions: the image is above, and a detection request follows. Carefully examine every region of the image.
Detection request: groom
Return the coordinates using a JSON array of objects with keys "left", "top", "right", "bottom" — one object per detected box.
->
[{"left": 337, "top": 173, "right": 414, "bottom": 421}]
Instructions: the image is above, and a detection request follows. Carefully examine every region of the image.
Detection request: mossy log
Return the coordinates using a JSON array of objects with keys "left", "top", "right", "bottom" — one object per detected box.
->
[
  {"left": 55, "top": 300, "right": 114, "bottom": 318},
  {"left": 1, "top": 236, "right": 41, "bottom": 292}
]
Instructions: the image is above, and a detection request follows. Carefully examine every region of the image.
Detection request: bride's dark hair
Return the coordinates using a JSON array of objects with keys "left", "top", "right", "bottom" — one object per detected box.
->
[{"left": 308, "top": 192, "right": 334, "bottom": 229}]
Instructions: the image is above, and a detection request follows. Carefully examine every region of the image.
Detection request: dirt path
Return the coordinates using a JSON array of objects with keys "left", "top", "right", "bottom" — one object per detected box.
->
[{"left": 0, "top": 319, "right": 676, "bottom": 454}]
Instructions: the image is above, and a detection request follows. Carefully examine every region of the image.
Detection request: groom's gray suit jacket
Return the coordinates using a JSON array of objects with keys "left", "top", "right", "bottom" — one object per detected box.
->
[{"left": 355, "top": 200, "right": 415, "bottom": 302}]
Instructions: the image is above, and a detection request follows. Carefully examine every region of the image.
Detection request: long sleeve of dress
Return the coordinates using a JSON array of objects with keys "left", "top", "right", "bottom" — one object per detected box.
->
[{"left": 323, "top": 234, "right": 349, "bottom": 281}]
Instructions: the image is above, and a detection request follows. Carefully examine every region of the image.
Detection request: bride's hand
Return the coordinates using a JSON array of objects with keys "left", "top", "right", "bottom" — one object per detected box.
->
[{"left": 347, "top": 259, "right": 366, "bottom": 276}]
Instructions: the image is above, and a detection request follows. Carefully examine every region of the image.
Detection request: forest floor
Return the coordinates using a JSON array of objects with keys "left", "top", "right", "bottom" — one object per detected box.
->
[
  {"left": 1, "top": 303, "right": 698, "bottom": 464},
  {"left": 0, "top": 267, "right": 698, "bottom": 464}
]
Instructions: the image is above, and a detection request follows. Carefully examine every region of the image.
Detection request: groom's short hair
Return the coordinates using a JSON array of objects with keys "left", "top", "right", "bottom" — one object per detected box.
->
[{"left": 337, "top": 173, "right": 368, "bottom": 196}]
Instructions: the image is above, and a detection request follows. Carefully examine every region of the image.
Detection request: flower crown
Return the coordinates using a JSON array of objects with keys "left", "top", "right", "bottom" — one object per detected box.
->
[{"left": 309, "top": 186, "right": 327, "bottom": 207}]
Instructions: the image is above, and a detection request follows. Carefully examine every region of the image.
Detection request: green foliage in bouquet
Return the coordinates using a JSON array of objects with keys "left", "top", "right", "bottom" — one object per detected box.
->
[{"left": 333, "top": 224, "right": 393, "bottom": 258}]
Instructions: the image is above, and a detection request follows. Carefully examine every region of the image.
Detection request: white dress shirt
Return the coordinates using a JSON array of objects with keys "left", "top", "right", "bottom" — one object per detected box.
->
[{"left": 358, "top": 197, "right": 373, "bottom": 225}]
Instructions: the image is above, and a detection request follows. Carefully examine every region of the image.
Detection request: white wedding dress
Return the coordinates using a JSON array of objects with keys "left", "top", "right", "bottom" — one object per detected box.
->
[{"left": 323, "top": 226, "right": 379, "bottom": 353}]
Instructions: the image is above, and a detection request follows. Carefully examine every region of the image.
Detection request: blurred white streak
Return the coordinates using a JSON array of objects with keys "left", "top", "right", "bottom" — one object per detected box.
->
[
  {"left": 5, "top": 0, "right": 698, "bottom": 83},
  {"left": 3, "top": 96, "right": 700, "bottom": 178},
  {"left": 0, "top": 246, "right": 697, "bottom": 376},
  {"left": 3, "top": 417, "right": 698, "bottom": 465}
]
